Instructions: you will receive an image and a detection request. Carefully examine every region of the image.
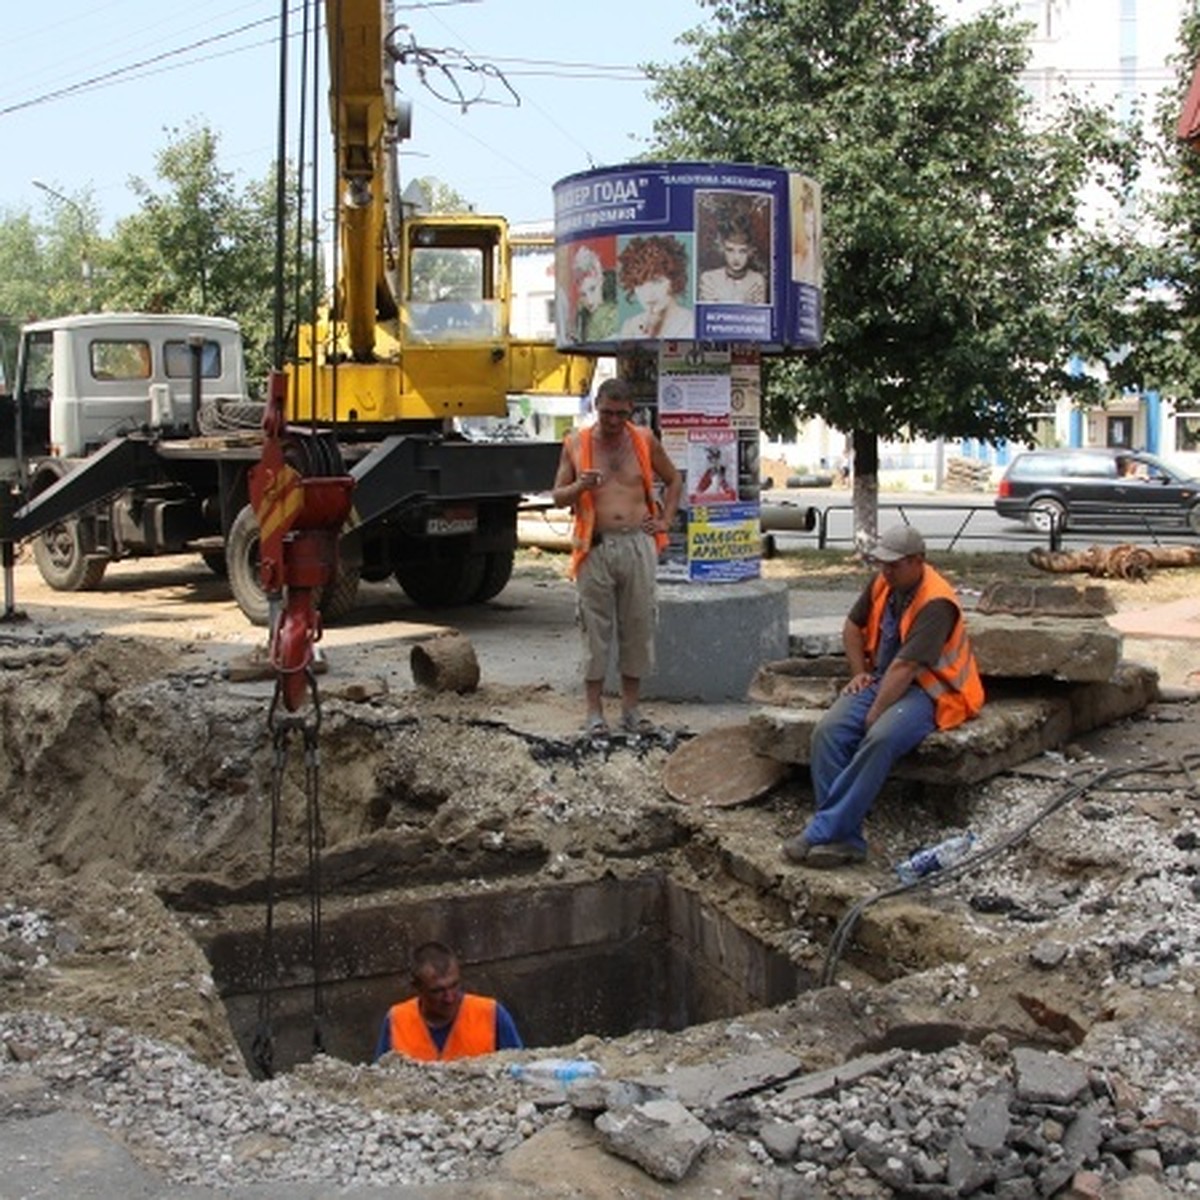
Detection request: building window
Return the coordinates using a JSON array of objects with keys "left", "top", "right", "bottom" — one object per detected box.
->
[
  {"left": 1176, "top": 413, "right": 1200, "bottom": 452},
  {"left": 1107, "top": 415, "right": 1133, "bottom": 448}
]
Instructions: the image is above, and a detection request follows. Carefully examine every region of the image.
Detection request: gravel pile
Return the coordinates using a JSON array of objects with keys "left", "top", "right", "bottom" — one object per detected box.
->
[{"left": 3, "top": 1005, "right": 1200, "bottom": 1195}]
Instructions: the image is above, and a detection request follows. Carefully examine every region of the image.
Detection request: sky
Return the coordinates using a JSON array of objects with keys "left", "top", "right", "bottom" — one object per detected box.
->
[{"left": 1, "top": 0, "right": 707, "bottom": 232}]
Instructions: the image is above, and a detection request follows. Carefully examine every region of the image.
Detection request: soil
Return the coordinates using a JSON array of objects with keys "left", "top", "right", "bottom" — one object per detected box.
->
[{"left": 2, "top": 542, "right": 1199, "bottom": 1195}]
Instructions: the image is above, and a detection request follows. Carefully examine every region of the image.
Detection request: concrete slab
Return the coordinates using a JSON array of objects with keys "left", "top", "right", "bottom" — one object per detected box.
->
[{"left": 748, "top": 663, "right": 1161, "bottom": 783}]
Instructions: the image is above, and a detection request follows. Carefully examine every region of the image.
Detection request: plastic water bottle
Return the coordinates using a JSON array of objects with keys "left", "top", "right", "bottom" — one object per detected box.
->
[
  {"left": 895, "top": 832, "right": 978, "bottom": 886},
  {"left": 507, "top": 1058, "right": 603, "bottom": 1083}
]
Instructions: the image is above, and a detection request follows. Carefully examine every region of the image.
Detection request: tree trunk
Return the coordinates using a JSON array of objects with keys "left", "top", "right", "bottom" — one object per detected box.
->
[
  {"left": 851, "top": 428, "right": 880, "bottom": 555},
  {"left": 1028, "top": 544, "right": 1200, "bottom": 581}
]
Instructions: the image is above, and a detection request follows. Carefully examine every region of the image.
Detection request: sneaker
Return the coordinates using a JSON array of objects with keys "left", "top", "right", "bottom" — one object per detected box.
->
[
  {"left": 780, "top": 834, "right": 812, "bottom": 864},
  {"left": 804, "top": 841, "right": 867, "bottom": 869}
]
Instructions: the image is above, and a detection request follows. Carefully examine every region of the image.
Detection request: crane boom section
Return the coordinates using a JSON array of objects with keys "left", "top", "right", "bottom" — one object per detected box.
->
[{"left": 327, "top": 0, "right": 389, "bottom": 361}]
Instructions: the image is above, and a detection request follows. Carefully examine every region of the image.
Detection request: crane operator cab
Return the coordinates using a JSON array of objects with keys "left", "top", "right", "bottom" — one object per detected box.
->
[{"left": 406, "top": 222, "right": 502, "bottom": 343}]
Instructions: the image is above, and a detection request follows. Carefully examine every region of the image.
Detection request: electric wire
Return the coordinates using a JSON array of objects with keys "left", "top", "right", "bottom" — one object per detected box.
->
[{"left": 819, "top": 756, "right": 1192, "bottom": 987}]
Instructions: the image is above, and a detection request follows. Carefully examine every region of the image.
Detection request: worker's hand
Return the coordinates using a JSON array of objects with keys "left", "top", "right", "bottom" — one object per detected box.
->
[
  {"left": 842, "top": 671, "right": 873, "bottom": 695},
  {"left": 578, "top": 470, "right": 602, "bottom": 492}
]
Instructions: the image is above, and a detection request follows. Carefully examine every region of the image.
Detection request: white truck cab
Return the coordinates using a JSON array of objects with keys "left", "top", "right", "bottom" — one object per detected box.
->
[{"left": 14, "top": 312, "right": 246, "bottom": 464}]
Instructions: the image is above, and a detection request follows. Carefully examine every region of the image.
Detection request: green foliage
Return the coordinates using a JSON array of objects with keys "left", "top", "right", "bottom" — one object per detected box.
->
[
  {"left": 647, "top": 0, "right": 1132, "bottom": 448},
  {"left": 0, "top": 195, "right": 101, "bottom": 370},
  {"left": 1068, "top": 8, "right": 1200, "bottom": 404},
  {"left": 105, "top": 122, "right": 315, "bottom": 389}
]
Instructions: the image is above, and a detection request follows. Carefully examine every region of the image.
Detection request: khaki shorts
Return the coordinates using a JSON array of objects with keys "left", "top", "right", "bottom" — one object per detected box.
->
[{"left": 576, "top": 529, "right": 658, "bottom": 681}]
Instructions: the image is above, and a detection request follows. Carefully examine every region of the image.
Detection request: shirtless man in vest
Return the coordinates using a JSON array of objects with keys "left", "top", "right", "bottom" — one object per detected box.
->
[{"left": 551, "top": 378, "right": 682, "bottom": 736}]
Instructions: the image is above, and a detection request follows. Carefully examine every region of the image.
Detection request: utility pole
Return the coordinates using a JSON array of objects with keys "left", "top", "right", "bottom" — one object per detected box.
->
[{"left": 32, "top": 180, "right": 93, "bottom": 309}]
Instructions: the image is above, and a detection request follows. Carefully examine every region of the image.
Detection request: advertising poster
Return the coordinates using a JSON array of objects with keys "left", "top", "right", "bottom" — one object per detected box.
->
[
  {"left": 687, "top": 503, "right": 762, "bottom": 582},
  {"left": 687, "top": 429, "right": 739, "bottom": 505},
  {"left": 553, "top": 162, "right": 822, "bottom": 352},
  {"left": 729, "top": 345, "right": 761, "bottom": 429}
]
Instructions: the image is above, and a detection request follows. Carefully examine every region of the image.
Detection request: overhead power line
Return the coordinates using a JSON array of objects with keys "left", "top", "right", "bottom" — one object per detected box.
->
[{"left": 0, "top": 14, "right": 649, "bottom": 120}]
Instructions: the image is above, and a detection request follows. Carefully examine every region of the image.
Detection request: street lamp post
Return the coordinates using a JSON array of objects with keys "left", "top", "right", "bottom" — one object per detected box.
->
[{"left": 32, "top": 180, "right": 93, "bottom": 309}]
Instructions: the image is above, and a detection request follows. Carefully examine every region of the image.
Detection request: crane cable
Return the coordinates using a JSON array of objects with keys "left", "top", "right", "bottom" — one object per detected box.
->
[
  {"left": 820, "top": 755, "right": 1195, "bottom": 987},
  {"left": 252, "top": 0, "right": 330, "bottom": 1080},
  {"left": 252, "top": 673, "right": 328, "bottom": 1079}
]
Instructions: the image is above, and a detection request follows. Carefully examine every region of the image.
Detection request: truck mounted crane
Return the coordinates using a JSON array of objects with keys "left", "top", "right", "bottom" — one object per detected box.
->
[{"left": 0, "top": 0, "right": 592, "bottom": 624}]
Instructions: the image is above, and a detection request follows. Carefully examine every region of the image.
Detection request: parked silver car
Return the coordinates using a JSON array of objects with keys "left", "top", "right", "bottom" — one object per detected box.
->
[{"left": 994, "top": 448, "right": 1200, "bottom": 534}]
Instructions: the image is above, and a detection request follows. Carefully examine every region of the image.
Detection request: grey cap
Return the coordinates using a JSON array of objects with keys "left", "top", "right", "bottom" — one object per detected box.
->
[{"left": 870, "top": 524, "right": 926, "bottom": 562}]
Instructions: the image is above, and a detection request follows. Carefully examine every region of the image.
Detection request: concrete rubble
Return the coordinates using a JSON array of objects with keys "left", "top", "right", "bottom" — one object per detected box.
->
[
  {"left": 749, "top": 582, "right": 1167, "bottom": 784},
  {"left": 1, "top": 565, "right": 1199, "bottom": 1196}
]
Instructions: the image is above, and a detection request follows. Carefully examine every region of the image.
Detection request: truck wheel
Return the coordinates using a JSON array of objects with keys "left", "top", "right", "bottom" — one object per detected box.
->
[
  {"left": 395, "top": 551, "right": 486, "bottom": 608},
  {"left": 228, "top": 505, "right": 360, "bottom": 625},
  {"left": 227, "top": 505, "right": 270, "bottom": 627},
  {"left": 319, "top": 568, "right": 361, "bottom": 621},
  {"left": 200, "top": 551, "right": 228, "bottom": 578},
  {"left": 33, "top": 519, "right": 108, "bottom": 591},
  {"left": 472, "top": 549, "right": 515, "bottom": 602}
]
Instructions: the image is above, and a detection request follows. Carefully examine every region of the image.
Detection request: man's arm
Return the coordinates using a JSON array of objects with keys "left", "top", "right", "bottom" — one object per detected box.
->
[
  {"left": 865, "top": 657, "right": 923, "bottom": 728},
  {"left": 550, "top": 435, "right": 599, "bottom": 509},
  {"left": 495, "top": 1003, "right": 524, "bottom": 1050},
  {"left": 373, "top": 1014, "right": 392, "bottom": 1062}
]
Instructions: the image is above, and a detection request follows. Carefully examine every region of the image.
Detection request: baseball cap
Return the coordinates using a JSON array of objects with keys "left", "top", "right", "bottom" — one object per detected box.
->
[{"left": 869, "top": 525, "right": 926, "bottom": 562}]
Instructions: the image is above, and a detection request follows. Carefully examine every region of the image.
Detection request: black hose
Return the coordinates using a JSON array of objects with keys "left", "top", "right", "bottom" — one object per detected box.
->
[{"left": 819, "top": 757, "right": 1187, "bottom": 986}]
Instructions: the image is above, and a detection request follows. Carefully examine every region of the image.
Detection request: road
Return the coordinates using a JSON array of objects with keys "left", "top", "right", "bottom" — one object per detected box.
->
[{"left": 761, "top": 486, "right": 1200, "bottom": 554}]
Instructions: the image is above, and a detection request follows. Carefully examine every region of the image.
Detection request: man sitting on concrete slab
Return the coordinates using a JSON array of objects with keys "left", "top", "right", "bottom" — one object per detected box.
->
[{"left": 781, "top": 525, "right": 984, "bottom": 868}]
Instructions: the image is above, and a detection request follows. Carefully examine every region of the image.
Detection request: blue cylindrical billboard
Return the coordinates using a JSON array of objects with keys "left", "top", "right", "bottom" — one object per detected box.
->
[{"left": 553, "top": 161, "right": 822, "bottom": 352}]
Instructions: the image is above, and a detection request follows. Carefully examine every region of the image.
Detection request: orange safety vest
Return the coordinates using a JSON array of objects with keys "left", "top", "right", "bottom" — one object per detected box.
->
[
  {"left": 386, "top": 993, "right": 498, "bottom": 1061},
  {"left": 566, "top": 423, "right": 668, "bottom": 579},
  {"left": 863, "top": 566, "right": 984, "bottom": 731}
]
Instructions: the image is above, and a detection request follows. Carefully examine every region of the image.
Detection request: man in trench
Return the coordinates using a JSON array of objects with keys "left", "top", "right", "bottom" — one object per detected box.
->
[{"left": 375, "top": 941, "right": 524, "bottom": 1061}]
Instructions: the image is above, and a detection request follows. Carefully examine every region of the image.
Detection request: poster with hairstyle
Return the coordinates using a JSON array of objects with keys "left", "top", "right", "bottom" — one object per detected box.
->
[{"left": 553, "top": 161, "right": 822, "bottom": 351}]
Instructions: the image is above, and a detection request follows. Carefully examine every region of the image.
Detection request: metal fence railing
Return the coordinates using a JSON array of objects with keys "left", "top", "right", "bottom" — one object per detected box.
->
[{"left": 761, "top": 498, "right": 1199, "bottom": 554}]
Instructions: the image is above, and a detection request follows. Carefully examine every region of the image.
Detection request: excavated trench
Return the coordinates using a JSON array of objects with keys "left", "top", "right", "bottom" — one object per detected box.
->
[
  {"left": 192, "top": 872, "right": 821, "bottom": 1076},
  {"left": 3, "top": 630, "right": 1122, "bottom": 1083}
]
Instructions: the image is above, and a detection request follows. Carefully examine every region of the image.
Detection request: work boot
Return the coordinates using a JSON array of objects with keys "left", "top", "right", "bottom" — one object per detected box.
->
[
  {"left": 804, "top": 841, "right": 867, "bottom": 869},
  {"left": 780, "top": 834, "right": 811, "bottom": 864}
]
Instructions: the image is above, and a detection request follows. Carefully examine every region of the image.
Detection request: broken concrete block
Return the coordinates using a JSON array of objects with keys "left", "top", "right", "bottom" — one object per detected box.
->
[
  {"left": 969, "top": 615, "right": 1121, "bottom": 682},
  {"left": 773, "top": 1050, "right": 906, "bottom": 1105},
  {"left": 747, "top": 657, "right": 845, "bottom": 709},
  {"left": 594, "top": 1097, "right": 713, "bottom": 1182},
  {"left": 632, "top": 1049, "right": 803, "bottom": 1108},
  {"left": 1012, "top": 1047, "right": 1089, "bottom": 1105},
  {"left": 750, "top": 696, "right": 1076, "bottom": 784},
  {"left": 977, "top": 582, "right": 1115, "bottom": 617}
]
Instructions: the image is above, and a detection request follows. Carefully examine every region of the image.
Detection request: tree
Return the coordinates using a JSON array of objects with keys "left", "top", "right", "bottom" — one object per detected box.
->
[
  {"left": 1069, "top": 8, "right": 1200, "bottom": 418},
  {"left": 0, "top": 192, "right": 105, "bottom": 368},
  {"left": 647, "top": 0, "right": 1127, "bottom": 538},
  {"left": 104, "top": 122, "right": 313, "bottom": 389}
]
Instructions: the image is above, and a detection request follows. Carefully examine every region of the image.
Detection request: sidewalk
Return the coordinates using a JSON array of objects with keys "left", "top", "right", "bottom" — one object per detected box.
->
[{"left": 1106, "top": 595, "right": 1200, "bottom": 689}]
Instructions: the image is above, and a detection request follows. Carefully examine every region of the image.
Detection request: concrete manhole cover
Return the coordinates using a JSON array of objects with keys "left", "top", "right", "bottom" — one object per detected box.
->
[{"left": 663, "top": 723, "right": 789, "bottom": 806}]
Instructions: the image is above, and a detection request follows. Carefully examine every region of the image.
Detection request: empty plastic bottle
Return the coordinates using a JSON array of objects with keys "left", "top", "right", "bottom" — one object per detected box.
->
[
  {"left": 507, "top": 1058, "right": 603, "bottom": 1083},
  {"left": 894, "top": 832, "right": 979, "bottom": 886}
]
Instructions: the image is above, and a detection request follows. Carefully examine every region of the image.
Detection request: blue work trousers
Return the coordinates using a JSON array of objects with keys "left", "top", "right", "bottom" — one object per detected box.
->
[{"left": 803, "top": 682, "right": 936, "bottom": 850}]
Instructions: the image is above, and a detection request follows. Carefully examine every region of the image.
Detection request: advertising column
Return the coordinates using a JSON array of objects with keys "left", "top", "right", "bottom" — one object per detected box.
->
[{"left": 553, "top": 161, "right": 822, "bottom": 582}]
